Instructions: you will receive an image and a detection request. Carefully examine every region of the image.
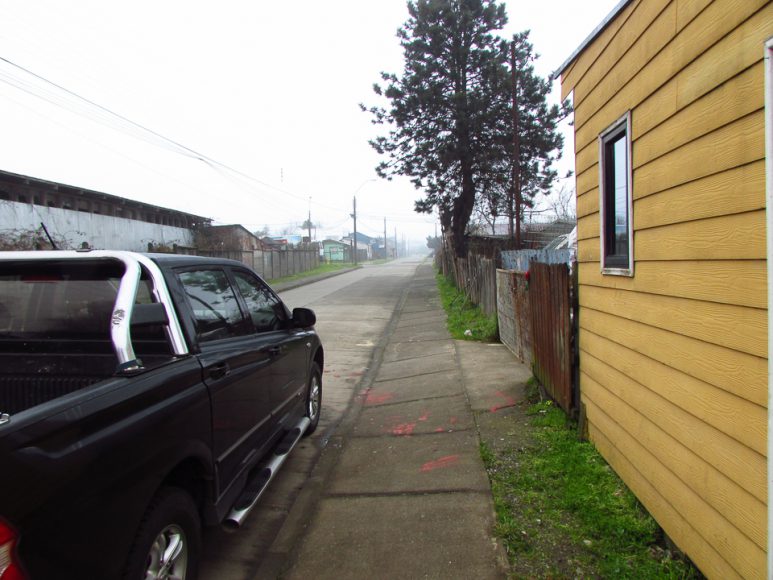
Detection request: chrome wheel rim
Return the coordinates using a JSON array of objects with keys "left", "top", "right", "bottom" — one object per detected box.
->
[
  {"left": 144, "top": 524, "right": 188, "bottom": 580},
  {"left": 308, "top": 375, "right": 321, "bottom": 421}
]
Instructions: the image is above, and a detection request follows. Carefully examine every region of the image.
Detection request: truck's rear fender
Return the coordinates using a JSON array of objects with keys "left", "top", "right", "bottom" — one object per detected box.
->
[{"left": 1, "top": 357, "right": 215, "bottom": 577}]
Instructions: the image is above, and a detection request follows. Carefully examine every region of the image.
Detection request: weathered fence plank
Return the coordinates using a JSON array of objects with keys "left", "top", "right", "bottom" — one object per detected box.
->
[{"left": 496, "top": 269, "right": 532, "bottom": 365}]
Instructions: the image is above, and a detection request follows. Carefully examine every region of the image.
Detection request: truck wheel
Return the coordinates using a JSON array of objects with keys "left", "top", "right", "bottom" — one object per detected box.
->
[
  {"left": 304, "top": 362, "right": 322, "bottom": 436},
  {"left": 124, "top": 487, "right": 201, "bottom": 580}
]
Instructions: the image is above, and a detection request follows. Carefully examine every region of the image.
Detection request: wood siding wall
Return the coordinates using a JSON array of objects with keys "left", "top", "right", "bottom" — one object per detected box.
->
[{"left": 560, "top": 1, "right": 770, "bottom": 577}]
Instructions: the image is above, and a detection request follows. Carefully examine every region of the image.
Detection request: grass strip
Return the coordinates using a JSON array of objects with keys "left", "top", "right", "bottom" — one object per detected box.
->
[
  {"left": 267, "top": 262, "right": 355, "bottom": 285},
  {"left": 482, "top": 391, "right": 701, "bottom": 578},
  {"left": 436, "top": 271, "right": 498, "bottom": 341}
]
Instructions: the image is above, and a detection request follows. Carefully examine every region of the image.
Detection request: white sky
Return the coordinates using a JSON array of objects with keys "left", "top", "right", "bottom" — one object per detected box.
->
[{"left": 0, "top": 0, "right": 619, "bottom": 244}]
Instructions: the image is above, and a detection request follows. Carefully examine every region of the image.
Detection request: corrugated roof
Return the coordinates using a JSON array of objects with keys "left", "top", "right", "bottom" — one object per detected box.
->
[{"left": 553, "top": 0, "right": 633, "bottom": 79}]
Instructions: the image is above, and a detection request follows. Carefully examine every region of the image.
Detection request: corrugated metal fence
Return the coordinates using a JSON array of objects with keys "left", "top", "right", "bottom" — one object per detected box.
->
[
  {"left": 501, "top": 249, "right": 574, "bottom": 271},
  {"left": 191, "top": 249, "right": 320, "bottom": 281},
  {"left": 529, "top": 262, "right": 576, "bottom": 413}
]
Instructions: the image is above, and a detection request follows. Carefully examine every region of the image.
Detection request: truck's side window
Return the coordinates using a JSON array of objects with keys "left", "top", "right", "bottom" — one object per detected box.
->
[
  {"left": 178, "top": 269, "right": 247, "bottom": 342},
  {"left": 232, "top": 270, "right": 283, "bottom": 333}
]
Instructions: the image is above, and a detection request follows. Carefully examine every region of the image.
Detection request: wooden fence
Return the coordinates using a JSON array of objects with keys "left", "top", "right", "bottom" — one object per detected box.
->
[{"left": 437, "top": 243, "right": 498, "bottom": 316}]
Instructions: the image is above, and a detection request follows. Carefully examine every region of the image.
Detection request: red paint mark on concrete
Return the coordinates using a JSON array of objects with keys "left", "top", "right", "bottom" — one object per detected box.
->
[
  {"left": 365, "top": 392, "right": 394, "bottom": 405},
  {"left": 421, "top": 455, "right": 460, "bottom": 472},
  {"left": 349, "top": 371, "right": 365, "bottom": 377},
  {"left": 490, "top": 390, "right": 517, "bottom": 413},
  {"left": 333, "top": 374, "right": 341, "bottom": 378},
  {"left": 434, "top": 427, "right": 445, "bottom": 433},
  {"left": 418, "top": 411, "right": 430, "bottom": 422},
  {"left": 391, "top": 422, "right": 416, "bottom": 436}
]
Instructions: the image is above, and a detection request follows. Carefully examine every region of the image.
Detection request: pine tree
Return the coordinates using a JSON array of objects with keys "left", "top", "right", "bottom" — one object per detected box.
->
[
  {"left": 364, "top": 1, "right": 568, "bottom": 256},
  {"left": 363, "top": 0, "right": 508, "bottom": 257}
]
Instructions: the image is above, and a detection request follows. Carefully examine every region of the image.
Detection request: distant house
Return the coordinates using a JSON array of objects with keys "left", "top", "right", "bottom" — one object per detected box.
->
[
  {"left": 341, "top": 231, "right": 379, "bottom": 260},
  {"left": 196, "top": 224, "right": 265, "bottom": 251},
  {"left": 321, "top": 239, "right": 351, "bottom": 262},
  {"left": 260, "top": 237, "right": 285, "bottom": 251},
  {"left": 269, "top": 234, "right": 303, "bottom": 247},
  {"left": 556, "top": 1, "right": 770, "bottom": 577}
]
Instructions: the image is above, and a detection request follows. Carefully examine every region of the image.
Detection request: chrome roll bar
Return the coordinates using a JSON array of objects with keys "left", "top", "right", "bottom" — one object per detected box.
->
[{"left": 0, "top": 250, "right": 189, "bottom": 374}]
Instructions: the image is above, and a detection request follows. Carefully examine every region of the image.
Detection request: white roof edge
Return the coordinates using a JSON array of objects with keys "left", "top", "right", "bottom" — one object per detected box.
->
[{"left": 553, "top": 0, "right": 634, "bottom": 80}]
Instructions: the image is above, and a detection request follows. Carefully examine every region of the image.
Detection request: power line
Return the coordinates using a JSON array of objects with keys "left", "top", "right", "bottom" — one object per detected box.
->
[{"left": 0, "top": 55, "right": 357, "bottom": 216}]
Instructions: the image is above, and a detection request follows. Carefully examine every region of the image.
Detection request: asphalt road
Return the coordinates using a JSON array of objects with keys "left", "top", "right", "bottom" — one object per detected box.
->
[{"left": 199, "top": 256, "right": 429, "bottom": 579}]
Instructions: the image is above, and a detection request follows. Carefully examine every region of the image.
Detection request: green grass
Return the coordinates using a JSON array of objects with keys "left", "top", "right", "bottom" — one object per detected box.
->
[
  {"left": 482, "top": 392, "right": 701, "bottom": 578},
  {"left": 267, "top": 262, "right": 356, "bottom": 285},
  {"left": 435, "top": 272, "right": 498, "bottom": 341}
]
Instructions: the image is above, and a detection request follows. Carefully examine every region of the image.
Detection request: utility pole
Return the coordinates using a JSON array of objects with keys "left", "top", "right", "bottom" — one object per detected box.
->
[
  {"left": 351, "top": 196, "right": 358, "bottom": 265},
  {"left": 307, "top": 197, "right": 312, "bottom": 243},
  {"left": 384, "top": 217, "right": 387, "bottom": 260},
  {"left": 394, "top": 227, "right": 398, "bottom": 259},
  {"left": 510, "top": 39, "right": 522, "bottom": 248}
]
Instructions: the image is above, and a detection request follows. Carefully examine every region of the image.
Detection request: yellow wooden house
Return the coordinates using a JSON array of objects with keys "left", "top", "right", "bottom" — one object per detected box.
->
[{"left": 555, "top": 1, "right": 772, "bottom": 577}]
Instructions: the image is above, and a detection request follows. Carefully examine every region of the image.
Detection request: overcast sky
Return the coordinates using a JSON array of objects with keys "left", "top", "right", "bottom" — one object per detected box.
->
[{"left": 0, "top": 0, "right": 619, "bottom": 243}]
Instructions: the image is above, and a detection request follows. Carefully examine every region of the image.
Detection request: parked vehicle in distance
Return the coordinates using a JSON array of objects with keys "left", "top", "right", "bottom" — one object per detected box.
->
[{"left": 0, "top": 250, "right": 323, "bottom": 579}]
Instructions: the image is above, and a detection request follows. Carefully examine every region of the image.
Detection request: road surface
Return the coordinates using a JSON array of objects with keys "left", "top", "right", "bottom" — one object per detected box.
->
[{"left": 200, "top": 256, "right": 429, "bottom": 579}]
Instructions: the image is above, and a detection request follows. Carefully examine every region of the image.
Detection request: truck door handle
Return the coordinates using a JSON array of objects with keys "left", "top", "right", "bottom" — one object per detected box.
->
[{"left": 207, "top": 362, "right": 230, "bottom": 380}]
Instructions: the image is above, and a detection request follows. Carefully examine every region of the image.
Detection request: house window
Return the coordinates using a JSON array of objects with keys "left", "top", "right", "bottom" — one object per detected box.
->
[{"left": 599, "top": 112, "right": 633, "bottom": 275}]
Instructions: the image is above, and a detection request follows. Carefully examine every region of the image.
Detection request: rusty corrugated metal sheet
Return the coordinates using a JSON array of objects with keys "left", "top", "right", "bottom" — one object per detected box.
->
[{"left": 529, "top": 262, "right": 573, "bottom": 412}]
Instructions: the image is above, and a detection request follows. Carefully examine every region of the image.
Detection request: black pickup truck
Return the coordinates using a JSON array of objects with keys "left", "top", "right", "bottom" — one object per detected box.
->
[{"left": 0, "top": 250, "right": 323, "bottom": 579}]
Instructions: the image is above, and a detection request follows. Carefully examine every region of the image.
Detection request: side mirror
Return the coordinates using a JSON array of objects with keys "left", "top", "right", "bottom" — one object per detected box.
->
[{"left": 292, "top": 307, "right": 316, "bottom": 328}]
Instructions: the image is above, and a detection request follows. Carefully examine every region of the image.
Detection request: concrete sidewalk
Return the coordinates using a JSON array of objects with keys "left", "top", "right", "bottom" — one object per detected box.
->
[{"left": 258, "top": 262, "right": 531, "bottom": 579}]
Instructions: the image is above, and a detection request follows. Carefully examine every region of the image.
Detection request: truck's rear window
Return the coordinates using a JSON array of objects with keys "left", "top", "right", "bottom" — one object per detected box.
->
[{"left": 0, "top": 260, "right": 154, "bottom": 341}]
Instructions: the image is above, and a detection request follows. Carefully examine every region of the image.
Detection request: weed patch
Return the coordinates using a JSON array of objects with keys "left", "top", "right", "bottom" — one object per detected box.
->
[
  {"left": 482, "top": 397, "right": 701, "bottom": 578},
  {"left": 436, "top": 272, "right": 498, "bottom": 341}
]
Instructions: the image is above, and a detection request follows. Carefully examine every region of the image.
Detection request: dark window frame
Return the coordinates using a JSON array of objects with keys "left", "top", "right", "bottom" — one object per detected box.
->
[{"left": 598, "top": 111, "right": 634, "bottom": 276}]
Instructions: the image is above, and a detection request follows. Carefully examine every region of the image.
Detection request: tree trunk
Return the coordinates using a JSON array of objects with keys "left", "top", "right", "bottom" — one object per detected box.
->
[{"left": 450, "top": 163, "right": 476, "bottom": 258}]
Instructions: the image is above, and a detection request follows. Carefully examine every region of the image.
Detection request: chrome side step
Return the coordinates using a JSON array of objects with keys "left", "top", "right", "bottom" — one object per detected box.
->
[{"left": 223, "top": 416, "right": 310, "bottom": 529}]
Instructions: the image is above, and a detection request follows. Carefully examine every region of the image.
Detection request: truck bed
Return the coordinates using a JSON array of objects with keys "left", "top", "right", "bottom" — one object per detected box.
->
[{"left": 0, "top": 338, "right": 174, "bottom": 414}]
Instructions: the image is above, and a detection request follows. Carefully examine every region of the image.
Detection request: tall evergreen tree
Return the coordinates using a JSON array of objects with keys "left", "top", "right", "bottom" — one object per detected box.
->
[
  {"left": 364, "top": 1, "right": 569, "bottom": 256},
  {"left": 363, "top": 0, "right": 508, "bottom": 257}
]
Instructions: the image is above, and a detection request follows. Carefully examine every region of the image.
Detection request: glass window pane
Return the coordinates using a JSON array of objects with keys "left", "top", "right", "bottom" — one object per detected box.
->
[
  {"left": 612, "top": 135, "right": 628, "bottom": 259},
  {"left": 233, "top": 271, "right": 282, "bottom": 333},
  {"left": 178, "top": 269, "right": 246, "bottom": 342}
]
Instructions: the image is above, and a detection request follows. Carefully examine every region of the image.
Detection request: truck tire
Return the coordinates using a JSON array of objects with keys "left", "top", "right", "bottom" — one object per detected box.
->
[
  {"left": 304, "top": 362, "right": 322, "bottom": 436},
  {"left": 123, "top": 487, "right": 201, "bottom": 580}
]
